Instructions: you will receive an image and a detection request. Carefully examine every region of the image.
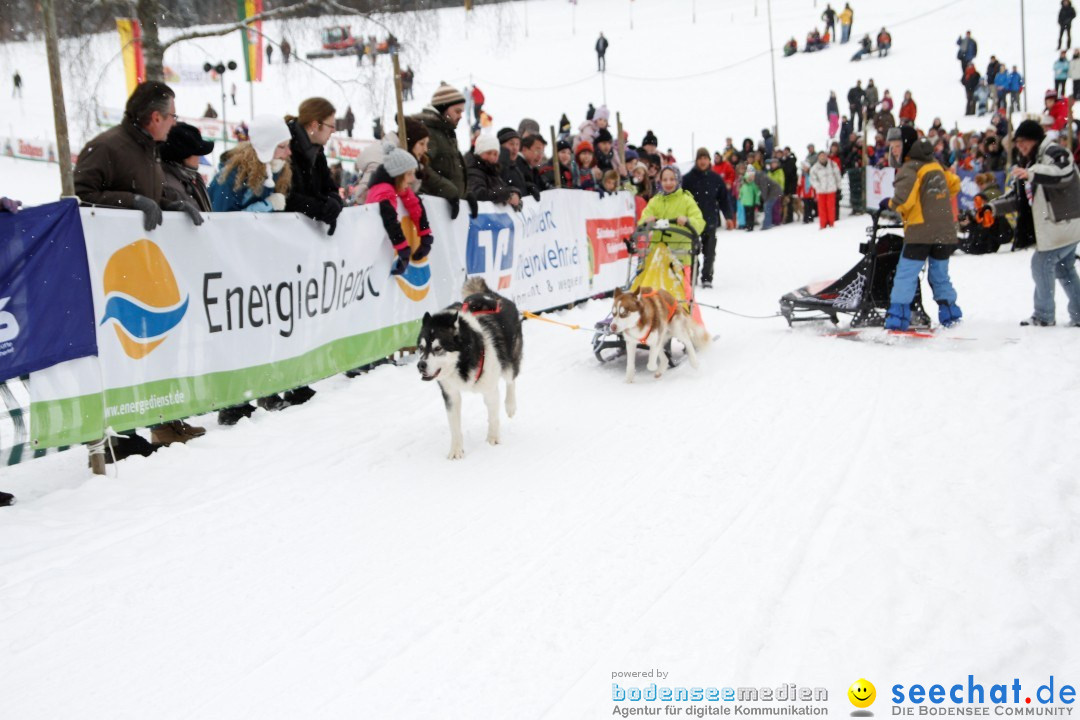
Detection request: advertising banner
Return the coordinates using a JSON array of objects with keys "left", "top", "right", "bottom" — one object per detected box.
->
[
  {"left": 866, "top": 166, "right": 895, "bottom": 209},
  {"left": 0, "top": 200, "right": 97, "bottom": 383},
  {"left": 957, "top": 169, "right": 1007, "bottom": 212},
  {"left": 26, "top": 191, "right": 633, "bottom": 448}
]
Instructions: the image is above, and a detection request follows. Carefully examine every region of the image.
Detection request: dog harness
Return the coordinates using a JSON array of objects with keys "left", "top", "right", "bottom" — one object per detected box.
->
[
  {"left": 459, "top": 298, "right": 502, "bottom": 381},
  {"left": 636, "top": 289, "right": 679, "bottom": 345}
]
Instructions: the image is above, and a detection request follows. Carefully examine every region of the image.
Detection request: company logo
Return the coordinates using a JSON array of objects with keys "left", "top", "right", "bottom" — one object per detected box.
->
[
  {"left": 850, "top": 679, "right": 877, "bottom": 714},
  {"left": 0, "top": 296, "right": 20, "bottom": 343},
  {"left": 99, "top": 239, "right": 189, "bottom": 359},
  {"left": 394, "top": 216, "right": 431, "bottom": 302},
  {"left": 466, "top": 213, "right": 515, "bottom": 289}
]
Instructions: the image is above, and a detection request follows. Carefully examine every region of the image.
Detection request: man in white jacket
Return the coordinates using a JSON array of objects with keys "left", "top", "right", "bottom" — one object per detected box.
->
[
  {"left": 985, "top": 120, "right": 1080, "bottom": 326},
  {"left": 808, "top": 152, "right": 843, "bottom": 229}
]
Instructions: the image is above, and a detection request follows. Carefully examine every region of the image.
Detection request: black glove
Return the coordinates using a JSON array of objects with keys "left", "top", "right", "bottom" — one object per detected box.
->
[
  {"left": 466, "top": 195, "right": 479, "bottom": 219},
  {"left": 878, "top": 198, "right": 891, "bottom": 210},
  {"left": 322, "top": 196, "right": 343, "bottom": 236},
  {"left": 132, "top": 194, "right": 162, "bottom": 231},
  {"left": 531, "top": 187, "right": 541, "bottom": 203},
  {"left": 447, "top": 196, "right": 461, "bottom": 220},
  {"left": 164, "top": 199, "right": 204, "bottom": 226},
  {"left": 412, "top": 234, "right": 433, "bottom": 261}
]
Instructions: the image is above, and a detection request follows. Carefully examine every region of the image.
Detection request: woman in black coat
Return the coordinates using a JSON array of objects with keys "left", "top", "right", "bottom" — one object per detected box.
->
[{"left": 284, "top": 97, "right": 343, "bottom": 234}]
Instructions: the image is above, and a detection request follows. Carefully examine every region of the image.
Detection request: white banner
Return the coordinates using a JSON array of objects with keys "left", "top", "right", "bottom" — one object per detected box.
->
[
  {"left": 29, "top": 191, "right": 634, "bottom": 446},
  {"left": 867, "top": 166, "right": 896, "bottom": 208}
]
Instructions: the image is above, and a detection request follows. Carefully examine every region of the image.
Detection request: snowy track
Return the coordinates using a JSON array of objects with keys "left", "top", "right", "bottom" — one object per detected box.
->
[{"left": 2, "top": 219, "right": 1078, "bottom": 718}]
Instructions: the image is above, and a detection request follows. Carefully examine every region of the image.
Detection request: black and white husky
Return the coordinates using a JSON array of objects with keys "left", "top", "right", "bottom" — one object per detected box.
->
[{"left": 417, "top": 278, "right": 523, "bottom": 459}]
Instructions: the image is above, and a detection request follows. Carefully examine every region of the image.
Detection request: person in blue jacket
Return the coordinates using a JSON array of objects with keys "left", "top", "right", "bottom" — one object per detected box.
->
[
  {"left": 994, "top": 63, "right": 1011, "bottom": 111},
  {"left": 1007, "top": 66, "right": 1025, "bottom": 111},
  {"left": 209, "top": 114, "right": 293, "bottom": 212}
]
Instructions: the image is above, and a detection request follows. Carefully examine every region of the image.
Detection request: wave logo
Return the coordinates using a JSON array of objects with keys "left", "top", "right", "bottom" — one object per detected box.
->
[
  {"left": 466, "top": 212, "right": 515, "bottom": 289},
  {"left": 395, "top": 216, "right": 431, "bottom": 302},
  {"left": 99, "top": 239, "right": 189, "bottom": 359}
]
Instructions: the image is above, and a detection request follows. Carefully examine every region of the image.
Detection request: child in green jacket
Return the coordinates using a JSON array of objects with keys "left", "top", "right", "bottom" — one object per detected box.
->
[{"left": 739, "top": 168, "right": 763, "bottom": 231}]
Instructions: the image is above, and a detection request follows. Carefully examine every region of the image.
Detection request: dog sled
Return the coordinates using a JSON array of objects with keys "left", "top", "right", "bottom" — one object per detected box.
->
[
  {"left": 591, "top": 220, "right": 702, "bottom": 363},
  {"left": 779, "top": 209, "right": 931, "bottom": 328}
]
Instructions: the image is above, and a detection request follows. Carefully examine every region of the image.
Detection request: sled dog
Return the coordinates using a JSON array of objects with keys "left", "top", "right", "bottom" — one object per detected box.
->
[{"left": 608, "top": 287, "right": 709, "bottom": 382}]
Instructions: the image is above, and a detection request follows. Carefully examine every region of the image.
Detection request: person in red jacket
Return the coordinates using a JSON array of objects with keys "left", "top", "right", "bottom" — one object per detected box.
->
[
  {"left": 899, "top": 91, "right": 918, "bottom": 125},
  {"left": 1044, "top": 89, "right": 1070, "bottom": 131}
]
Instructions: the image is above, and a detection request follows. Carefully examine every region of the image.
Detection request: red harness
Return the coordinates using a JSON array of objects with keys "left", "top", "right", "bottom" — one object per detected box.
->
[
  {"left": 636, "top": 289, "right": 679, "bottom": 345},
  {"left": 460, "top": 298, "right": 502, "bottom": 381}
]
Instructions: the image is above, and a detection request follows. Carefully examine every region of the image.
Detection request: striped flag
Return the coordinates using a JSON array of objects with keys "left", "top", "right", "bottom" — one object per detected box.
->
[
  {"left": 115, "top": 18, "right": 145, "bottom": 96},
  {"left": 237, "top": 0, "right": 264, "bottom": 82}
]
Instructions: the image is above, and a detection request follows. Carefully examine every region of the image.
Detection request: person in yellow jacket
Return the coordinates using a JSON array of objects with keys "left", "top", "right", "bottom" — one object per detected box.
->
[
  {"left": 885, "top": 125, "right": 963, "bottom": 330},
  {"left": 635, "top": 166, "right": 706, "bottom": 297},
  {"left": 839, "top": 3, "right": 854, "bottom": 44}
]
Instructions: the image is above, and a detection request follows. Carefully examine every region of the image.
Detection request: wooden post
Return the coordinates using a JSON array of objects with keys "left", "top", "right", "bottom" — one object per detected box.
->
[
  {"left": 616, "top": 111, "right": 626, "bottom": 173},
  {"left": 391, "top": 52, "right": 406, "bottom": 150},
  {"left": 550, "top": 125, "right": 561, "bottom": 188},
  {"left": 42, "top": 0, "right": 74, "bottom": 197},
  {"left": 861, "top": 107, "right": 869, "bottom": 214}
]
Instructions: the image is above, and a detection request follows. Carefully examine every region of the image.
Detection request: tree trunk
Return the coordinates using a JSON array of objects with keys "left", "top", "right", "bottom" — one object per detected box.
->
[{"left": 137, "top": 0, "right": 165, "bottom": 82}]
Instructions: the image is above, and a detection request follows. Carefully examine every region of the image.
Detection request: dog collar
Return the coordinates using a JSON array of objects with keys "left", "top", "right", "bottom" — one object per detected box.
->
[{"left": 461, "top": 299, "right": 502, "bottom": 316}]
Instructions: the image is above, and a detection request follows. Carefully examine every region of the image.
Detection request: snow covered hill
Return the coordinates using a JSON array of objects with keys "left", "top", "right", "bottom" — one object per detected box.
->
[{"left": 2, "top": 1, "right": 1079, "bottom": 719}]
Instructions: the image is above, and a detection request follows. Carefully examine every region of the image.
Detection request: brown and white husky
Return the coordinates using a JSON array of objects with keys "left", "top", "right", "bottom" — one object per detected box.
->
[{"left": 608, "top": 287, "right": 710, "bottom": 382}]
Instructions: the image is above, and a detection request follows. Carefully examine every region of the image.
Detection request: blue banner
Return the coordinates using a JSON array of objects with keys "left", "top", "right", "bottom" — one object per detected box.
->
[
  {"left": 957, "top": 170, "right": 1007, "bottom": 212},
  {"left": 0, "top": 199, "right": 97, "bottom": 382}
]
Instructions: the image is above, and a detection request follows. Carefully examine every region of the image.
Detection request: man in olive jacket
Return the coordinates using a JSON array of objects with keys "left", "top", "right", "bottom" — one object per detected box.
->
[
  {"left": 74, "top": 81, "right": 204, "bottom": 232},
  {"left": 885, "top": 125, "right": 963, "bottom": 330},
  {"left": 416, "top": 83, "right": 468, "bottom": 218}
]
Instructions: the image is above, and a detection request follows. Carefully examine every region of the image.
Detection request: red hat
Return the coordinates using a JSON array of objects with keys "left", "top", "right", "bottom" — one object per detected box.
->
[
  {"left": 575, "top": 140, "right": 594, "bottom": 154},
  {"left": 1046, "top": 89, "right": 1059, "bottom": 99}
]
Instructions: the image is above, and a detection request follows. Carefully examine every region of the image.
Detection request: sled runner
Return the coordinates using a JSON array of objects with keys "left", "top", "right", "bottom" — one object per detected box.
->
[
  {"left": 779, "top": 209, "right": 931, "bottom": 328},
  {"left": 592, "top": 220, "right": 701, "bottom": 363}
]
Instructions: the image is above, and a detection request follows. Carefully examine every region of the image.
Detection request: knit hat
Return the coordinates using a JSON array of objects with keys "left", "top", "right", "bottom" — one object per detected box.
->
[
  {"left": 885, "top": 127, "right": 903, "bottom": 142},
  {"left": 595, "top": 105, "right": 611, "bottom": 122},
  {"left": 556, "top": 138, "right": 572, "bottom": 152},
  {"left": 595, "top": 128, "right": 613, "bottom": 144},
  {"left": 1045, "top": 89, "right": 1059, "bottom": 100},
  {"left": 497, "top": 126, "right": 520, "bottom": 145},
  {"left": 1014, "top": 119, "right": 1047, "bottom": 144},
  {"left": 431, "top": 83, "right": 466, "bottom": 111},
  {"left": 641, "top": 130, "right": 658, "bottom": 148},
  {"left": 160, "top": 122, "right": 214, "bottom": 163},
  {"left": 898, "top": 125, "right": 919, "bottom": 160},
  {"left": 575, "top": 140, "right": 594, "bottom": 154},
  {"left": 384, "top": 146, "right": 418, "bottom": 178},
  {"left": 696, "top": 147, "right": 710, "bottom": 161},
  {"left": 624, "top": 148, "right": 639, "bottom": 161},
  {"left": 402, "top": 117, "right": 429, "bottom": 152},
  {"left": 745, "top": 167, "right": 756, "bottom": 177},
  {"left": 475, "top": 133, "right": 500, "bottom": 155},
  {"left": 249, "top": 114, "right": 292, "bottom": 187},
  {"left": 518, "top": 118, "right": 541, "bottom": 137}
]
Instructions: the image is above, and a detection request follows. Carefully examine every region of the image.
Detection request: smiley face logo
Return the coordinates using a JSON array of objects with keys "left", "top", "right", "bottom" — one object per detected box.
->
[{"left": 848, "top": 679, "right": 876, "bottom": 709}]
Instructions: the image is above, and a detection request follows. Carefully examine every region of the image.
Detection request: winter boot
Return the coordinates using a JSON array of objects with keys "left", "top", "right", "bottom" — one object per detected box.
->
[
  {"left": 257, "top": 394, "right": 290, "bottom": 411},
  {"left": 91, "top": 433, "right": 158, "bottom": 465},
  {"left": 1020, "top": 316, "right": 1055, "bottom": 327},
  {"left": 151, "top": 420, "right": 206, "bottom": 446},
  {"left": 218, "top": 403, "right": 256, "bottom": 426},
  {"left": 0, "top": 491, "right": 14, "bottom": 507},
  {"left": 884, "top": 302, "right": 911, "bottom": 330},
  {"left": 283, "top": 386, "right": 316, "bottom": 406},
  {"left": 937, "top": 301, "right": 963, "bottom": 327}
]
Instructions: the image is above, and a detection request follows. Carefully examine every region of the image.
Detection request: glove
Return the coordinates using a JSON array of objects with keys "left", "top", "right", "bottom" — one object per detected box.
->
[
  {"left": 322, "top": 196, "right": 343, "bottom": 235},
  {"left": 879, "top": 198, "right": 891, "bottom": 210},
  {"left": 412, "top": 234, "right": 433, "bottom": 261},
  {"left": 326, "top": 217, "right": 337, "bottom": 236},
  {"left": 0, "top": 197, "right": 22, "bottom": 213},
  {"left": 393, "top": 240, "right": 411, "bottom": 268},
  {"left": 267, "top": 193, "right": 286, "bottom": 211},
  {"left": 531, "top": 187, "right": 541, "bottom": 203},
  {"left": 164, "top": 199, "right": 204, "bottom": 226},
  {"left": 973, "top": 196, "right": 995, "bottom": 227},
  {"left": 447, "top": 196, "right": 461, "bottom": 220},
  {"left": 132, "top": 194, "right": 163, "bottom": 231},
  {"left": 466, "top": 195, "right": 479, "bottom": 219}
]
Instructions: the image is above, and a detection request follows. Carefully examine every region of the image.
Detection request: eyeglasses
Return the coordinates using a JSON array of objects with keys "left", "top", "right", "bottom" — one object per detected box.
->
[{"left": 317, "top": 121, "right": 336, "bottom": 132}]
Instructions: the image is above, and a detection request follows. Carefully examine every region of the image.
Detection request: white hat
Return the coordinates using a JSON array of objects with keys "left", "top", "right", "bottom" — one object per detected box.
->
[
  {"left": 384, "top": 147, "right": 418, "bottom": 178},
  {"left": 249, "top": 114, "right": 292, "bottom": 187},
  {"left": 475, "top": 133, "right": 500, "bottom": 156}
]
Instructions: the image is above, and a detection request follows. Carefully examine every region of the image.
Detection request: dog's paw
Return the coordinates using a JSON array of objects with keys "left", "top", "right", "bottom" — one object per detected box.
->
[
  {"left": 447, "top": 446, "right": 465, "bottom": 460},
  {"left": 486, "top": 434, "right": 500, "bottom": 446},
  {"left": 624, "top": 375, "right": 635, "bottom": 384},
  {"left": 505, "top": 400, "right": 516, "bottom": 418},
  {"left": 646, "top": 360, "right": 658, "bottom": 372},
  {"left": 654, "top": 371, "right": 664, "bottom": 379}
]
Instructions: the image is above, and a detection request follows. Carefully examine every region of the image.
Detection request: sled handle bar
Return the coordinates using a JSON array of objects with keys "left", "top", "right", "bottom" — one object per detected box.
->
[{"left": 636, "top": 220, "right": 700, "bottom": 242}]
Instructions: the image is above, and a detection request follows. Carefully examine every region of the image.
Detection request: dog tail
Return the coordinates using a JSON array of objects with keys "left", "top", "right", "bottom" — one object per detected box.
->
[
  {"left": 688, "top": 318, "right": 711, "bottom": 350},
  {"left": 462, "top": 276, "right": 489, "bottom": 298}
]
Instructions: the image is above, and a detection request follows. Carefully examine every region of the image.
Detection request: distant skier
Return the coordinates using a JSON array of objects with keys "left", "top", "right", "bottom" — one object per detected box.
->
[
  {"left": 839, "top": 3, "right": 854, "bottom": 44},
  {"left": 12, "top": 70, "right": 21, "bottom": 98},
  {"left": 821, "top": 4, "right": 837, "bottom": 41},
  {"left": 595, "top": 32, "right": 609, "bottom": 72},
  {"left": 266, "top": 43, "right": 273, "bottom": 64},
  {"left": 230, "top": 82, "right": 237, "bottom": 106},
  {"left": 281, "top": 39, "right": 292, "bottom": 63},
  {"left": 1060, "top": 0, "right": 1076, "bottom": 50}
]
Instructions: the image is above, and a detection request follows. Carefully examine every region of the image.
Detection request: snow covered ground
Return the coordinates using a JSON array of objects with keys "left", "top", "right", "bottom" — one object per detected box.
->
[{"left": 2, "top": 1, "right": 1080, "bottom": 718}]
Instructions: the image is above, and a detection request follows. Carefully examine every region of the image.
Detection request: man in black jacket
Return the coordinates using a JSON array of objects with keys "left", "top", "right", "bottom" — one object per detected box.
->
[
  {"left": 519, "top": 134, "right": 549, "bottom": 192},
  {"left": 848, "top": 81, "right": 865, "bottom": 131},
  {"left": 596, "top": 32, "right": 609, "bottom": 71},
  {"left": 1060, "top": 0, "right": 1076, "bottom": 50},
  {"left": 498, "top": 126, "right": 540, "bottom": 201},
  {"left": 681, "top": 148, "right": 728, "bottom": 288},
  {"left": 780, "top": 148, "right": 799, "bottom": 223}
]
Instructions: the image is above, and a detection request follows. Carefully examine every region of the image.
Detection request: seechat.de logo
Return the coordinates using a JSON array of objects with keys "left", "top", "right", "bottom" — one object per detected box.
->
[
  {"left": 395, "top": 216, "right": 431, "bottom": 302},
  {"left": 849, "top": 679, "right": 877, "bottom": 716},
  {"left": 99, "top": 239, "right": 189, "bottom": 359}
]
